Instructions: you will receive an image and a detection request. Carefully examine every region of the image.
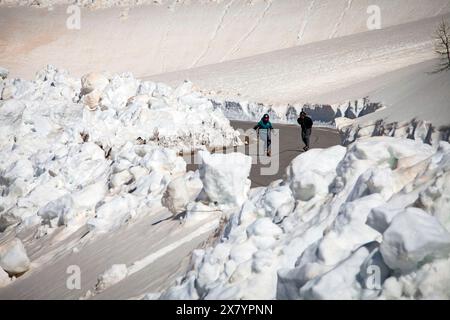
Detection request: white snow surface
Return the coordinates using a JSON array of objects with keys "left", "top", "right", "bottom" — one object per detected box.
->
[
  {"left": 198, "top": 151, "right": 252, "bottom": 207},
  {"left": 0, "top": 238, "right": 30, "bottom": 276},
  {"left": 1, "top": 1, "right": 450, "bottom": 300},
  {"left": 0, "top": 65, "right": 240, "bottom": 236},
  {"left": 161, "top": 137, "right": 450, "bottom": 300},
  {"left": 2, "top": 1, "right": 449, "bottom": 80},
  {"left": 338, "top": 59, "right": 450, "bottom": 146}
]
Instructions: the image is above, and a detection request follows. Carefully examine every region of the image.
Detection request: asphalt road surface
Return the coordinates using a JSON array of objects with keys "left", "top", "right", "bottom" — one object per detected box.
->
[{"left": 188, "top": 121, "right": 341, "bottom": 188}]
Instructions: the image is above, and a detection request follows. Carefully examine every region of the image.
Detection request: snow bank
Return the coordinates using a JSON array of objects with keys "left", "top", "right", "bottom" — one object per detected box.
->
[
  {"left": 340, "top": 117, "right": 450, "bottom": 148},
  {"left": 161, "top": 137, "right": 450, "bottom": 300},
  {"left": 0, "top": 65, "right": 240, "bottom": 237},
  {"left": 211, "top": 98, "right": 384, "bottom": 125},
  {"left": 339, "top": 60, "right": 450, "bottom": 147}
]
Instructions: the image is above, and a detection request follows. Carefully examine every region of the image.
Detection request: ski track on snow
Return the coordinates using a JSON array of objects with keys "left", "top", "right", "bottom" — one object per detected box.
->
[
  {"left": 435, "top": 2, "right": 450, "bottom": 16},
  {"left": 329, "top": 0, "right": 353, "bottom": 39},
  {"left": 160, "top": 1, "right": 180, "bottom": 73},
  {"left": 221, "top": 0, "right": 273, "bottom": 62},
  {"left": 297, "top": 0, "right": 316, "bottom": 43},
  {"left": 191, "top": 0, "right": 235, "bottom": 68}
]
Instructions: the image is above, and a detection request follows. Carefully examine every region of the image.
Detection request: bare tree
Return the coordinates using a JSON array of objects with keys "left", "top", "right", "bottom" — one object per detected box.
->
[{"left": 434, "top": 19, "right": 450, "bottom": 72}]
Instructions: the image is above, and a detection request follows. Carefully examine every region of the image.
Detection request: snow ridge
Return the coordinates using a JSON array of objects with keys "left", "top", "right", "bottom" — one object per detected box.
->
[
  {"left": 329, "top": 0, "right": 353, "bottom": 39},
  {"left": 221, "top": 0, "right": 273, "bottom": 62}
]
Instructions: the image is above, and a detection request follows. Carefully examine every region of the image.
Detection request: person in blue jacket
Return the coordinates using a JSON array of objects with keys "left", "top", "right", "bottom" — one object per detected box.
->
[{"left": 254, "top": 114, "right": 273, "bottom": 156}]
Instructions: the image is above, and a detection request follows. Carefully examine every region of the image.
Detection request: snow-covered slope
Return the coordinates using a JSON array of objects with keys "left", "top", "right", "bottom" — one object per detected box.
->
[
  {"left": 160, "top": 137, "right": 450, "bottom": 300},
  {"left": 147, "top": 13, "right": 449, "bottom": 105},
  {"left": 2, "top": 0, "right": 449, "bottom": 301},
  {"left": 338, "top": 59, "right": 450, "bottom": 146},
  {"left": 1, "top": 1, "right": 449, "bottom": 79}
]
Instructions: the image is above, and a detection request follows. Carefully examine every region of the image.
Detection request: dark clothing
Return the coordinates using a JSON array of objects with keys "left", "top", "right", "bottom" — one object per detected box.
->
[
  {"left": 298, "top": 116, "right": 313, "bottom": 148},
  {"left": 302, "top": 129, "right": 312, "bottom": 148},
  {"left": 297, "top": 116, "right": 313, "bottom": 131},
  {"left": 265, "top": 133, "right": 272, "bottom": 152}
]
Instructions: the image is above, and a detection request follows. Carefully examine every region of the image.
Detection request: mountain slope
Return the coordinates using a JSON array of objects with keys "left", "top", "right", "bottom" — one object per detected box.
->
[
  {"left": 1, "top": 0, "right": 449, "bottom": 79},
  {"left": 145, "top": 14, "right": 449, "bottom": 105}
]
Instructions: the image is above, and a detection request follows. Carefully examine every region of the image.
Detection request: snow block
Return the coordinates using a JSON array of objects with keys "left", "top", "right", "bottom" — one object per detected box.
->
[
  {"left": 287, "top": 146, "right": 346, "bottom": 201},
  {"left": 299, "top": 247, "right": 370, "bottom": 300},
  {"left": 162, "top": 173, "right": 203, "bottom": 215},
  {"left": 380, "top": 208, "right": 450, "bottom": 273},
  {"left": 199, "top": 151, "right": 252, "bottom": 207},
  {"left": 366, "top": 205, "right": 402, "bottom": 234},
  {"left": 0, "top": 238, "right": 30, "bottom": 275}
]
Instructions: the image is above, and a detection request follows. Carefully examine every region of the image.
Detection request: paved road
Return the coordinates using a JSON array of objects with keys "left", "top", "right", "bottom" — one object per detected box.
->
[{"left": 188, "top": 121, "right": 341, "bottom": 188}]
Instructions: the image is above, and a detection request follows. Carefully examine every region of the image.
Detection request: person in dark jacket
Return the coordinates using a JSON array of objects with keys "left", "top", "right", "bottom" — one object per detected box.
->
[
  {"left": 254, "top": 114, "right": 273, "bottom": 156},
  {"left": 297, "top": 111, "right": 313, "bottom": 151}
]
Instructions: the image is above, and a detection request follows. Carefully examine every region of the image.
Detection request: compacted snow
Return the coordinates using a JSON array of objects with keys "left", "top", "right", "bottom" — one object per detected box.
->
[{"left": 159, "top": 137, "right": 450, "bottom": 300}]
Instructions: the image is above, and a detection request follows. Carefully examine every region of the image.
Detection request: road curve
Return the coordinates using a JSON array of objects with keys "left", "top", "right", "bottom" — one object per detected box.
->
[
  {"left": 231, "top": 121, "right": 341, "bottom": 187},
  {"left": 187, "top": 121, "right": 341, "bottom": 188}
]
